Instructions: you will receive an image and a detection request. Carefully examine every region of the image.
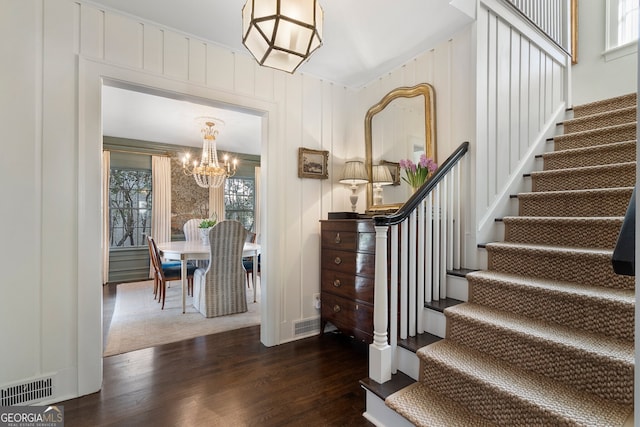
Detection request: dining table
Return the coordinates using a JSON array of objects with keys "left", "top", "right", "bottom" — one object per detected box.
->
[{"left": 157, "top": 240, "right": 261, "bottom": 313}]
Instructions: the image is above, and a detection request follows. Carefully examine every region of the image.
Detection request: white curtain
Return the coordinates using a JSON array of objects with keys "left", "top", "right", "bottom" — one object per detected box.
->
[
  {"left": 254, "top": 166, "right": 261, "bottom": 239},
  {"left": 152, "top": 156, "right": 172, "bottom": 243},
  {"left": 102, "top": 151, "right": 110, "bottom": 284},
  {"left": 151, "top": 156, "right": 172, "bottom": 277},
  {"left": 209, "top": 184, "right": 225, "bottom": 221}
]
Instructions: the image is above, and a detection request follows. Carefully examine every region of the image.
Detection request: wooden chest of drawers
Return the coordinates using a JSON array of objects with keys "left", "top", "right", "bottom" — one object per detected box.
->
[{"left": 320, "top": 219, "right": 376, "bottom": 343}]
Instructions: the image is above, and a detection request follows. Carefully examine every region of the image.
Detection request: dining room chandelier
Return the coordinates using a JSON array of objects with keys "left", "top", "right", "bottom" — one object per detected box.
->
[
  {"left": 182, "top": 119, "right": 237, "bottom": 188},
  {"left": 241, "top": 0, "right": 323, "bottom": 74}
]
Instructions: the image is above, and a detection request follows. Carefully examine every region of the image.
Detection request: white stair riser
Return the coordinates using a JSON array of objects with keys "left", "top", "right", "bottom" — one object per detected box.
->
[
  {"left": 446, "top": 274, "right": 469, "bottom": 301},
  {"left": 363, "top": 389, "right": 414, "bottom": 427},
  {"left": 424, "top": 308, "right": 447, "bottom": 337},
  {"left": 396, "top": 346, "right": 420, "bottom": 381}
]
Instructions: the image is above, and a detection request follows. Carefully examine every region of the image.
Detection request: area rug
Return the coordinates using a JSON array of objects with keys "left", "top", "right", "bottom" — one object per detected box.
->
[{"left": 104, "top": 280, "right": 260, "bottom": 356}]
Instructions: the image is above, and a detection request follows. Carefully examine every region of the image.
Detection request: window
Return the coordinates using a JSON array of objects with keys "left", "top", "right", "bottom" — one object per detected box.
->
[
  {"left": 606, "top": 0, "right": 639, "bottom": 59},
  {"left": 225, "top": 177, "right": 255, "bottom": 231},
  {"left": 109, "top": 168, "right": 152, "bottom": 248}
]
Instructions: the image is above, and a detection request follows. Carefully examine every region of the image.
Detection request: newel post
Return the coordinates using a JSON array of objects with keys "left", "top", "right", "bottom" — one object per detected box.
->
[{"left": 369, "top": 225, "right": 391, "bottom": 383}]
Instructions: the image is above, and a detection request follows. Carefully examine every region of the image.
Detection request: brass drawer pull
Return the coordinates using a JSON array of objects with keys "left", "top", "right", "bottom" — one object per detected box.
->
[
  {"left": 333, "top": 304, "right": 341, "bottom": 313},
  {"left": 334, "top": 257, "right": 342, "bottom": 265},
  {"left": 335, "top": 233, "right": 341, "bottom": 244},
  {"left": 333, "top": 279, "right": 341, "bottom": 287}
]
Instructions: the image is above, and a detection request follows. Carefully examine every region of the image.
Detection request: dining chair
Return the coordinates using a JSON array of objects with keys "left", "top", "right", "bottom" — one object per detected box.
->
[
  {"left": 184, "top": 218, "right": 208, "bottom": 269},
  {"left": 183, "top": 218, "right": 204, "bottom": 241},
  {"left": 243, "top": 231, "right": 256, "bottom": 286},
  {"left": 192, "top": 220, "right": 248, "bottom": 317},
  {"left": 242, "top": 232, "right": 260, "bottom": 302},
  {"left": 148, "top": 236, "right": 197, "bottom": 310}
]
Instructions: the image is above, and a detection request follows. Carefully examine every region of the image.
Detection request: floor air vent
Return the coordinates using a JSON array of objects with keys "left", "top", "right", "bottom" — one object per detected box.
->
[
  {"left": 294, "top": 317, "right": 320, "bottom": 336},
  {"left": 1, "top": 377, "right": 53, "bottom": 406}
]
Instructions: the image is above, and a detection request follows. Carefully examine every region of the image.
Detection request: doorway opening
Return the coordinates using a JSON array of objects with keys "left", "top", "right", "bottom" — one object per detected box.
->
[{"left": 101, "top": 81, "right": 264, "bottom": 356}]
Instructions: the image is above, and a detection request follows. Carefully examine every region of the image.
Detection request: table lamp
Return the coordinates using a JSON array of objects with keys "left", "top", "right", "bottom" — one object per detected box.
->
[
  {"left": 372, "top": 165, "right": 393, "bottom": 205},
  {"left": 339, "top": 161, "right": 369, "bottom": 212}
]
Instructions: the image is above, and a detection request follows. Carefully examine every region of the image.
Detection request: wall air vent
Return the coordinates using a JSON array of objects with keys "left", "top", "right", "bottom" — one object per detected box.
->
[
  {"left": 1, "top": 377, "right": 53, "bottom": 406},
  {"left": 294, "top": 317, "right": 320, "bottom": 336}
]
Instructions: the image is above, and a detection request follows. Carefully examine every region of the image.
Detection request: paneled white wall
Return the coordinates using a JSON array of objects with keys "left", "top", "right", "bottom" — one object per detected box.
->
[
  {"left": 1, "top": 0, "right": 352, "bottom": 400},
  {"left": 474, "top": 1, "right": 569, "bottom": 253},
  {"left": 0, "top": 0, "right": 42, "bottom": 396}
]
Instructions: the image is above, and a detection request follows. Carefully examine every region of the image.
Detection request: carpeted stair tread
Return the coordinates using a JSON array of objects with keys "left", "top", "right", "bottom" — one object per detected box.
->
[
  {"left": 485, "top": 242, "right": 635, "bottom": 289},
  {"left": 503, "top": 216, "right": 624, "bottom": 249},
  {"left": 386, "top": 382, "right": 496, "bottom": 427},
  {"left": 553, "top": 122, "right": 636, "bottom": 151},
  {"left": 542, "top": 140, "right": 636, "bottom": 170},
  {"left": 518, "top": 187, "right": 633, "bottom": 217},
  {"left": 531, "top": 162, "right": 636, "bottom": 192},
  {"left": 466, "top": 270, "right": 635, "bottom": 341},
  {"left": 417, "top": 340, "right": 633, "bottom": 426},
  {"left": 562, "top": 106, "right": 636, "bottom": 133},
  {"left": 572, "top": 93, "right": 636, "bottom": 118},
  {"left": 445, "top": 303, "right": 634, "bottom": 404}
]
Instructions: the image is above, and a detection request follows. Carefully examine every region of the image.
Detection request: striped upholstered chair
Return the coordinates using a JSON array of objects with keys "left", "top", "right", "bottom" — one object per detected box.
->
[{"left": 192, "top": 220, "right": 248, "bottom": 318}]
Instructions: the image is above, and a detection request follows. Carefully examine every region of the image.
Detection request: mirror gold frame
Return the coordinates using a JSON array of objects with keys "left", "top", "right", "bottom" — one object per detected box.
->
[{"left": 364, "top": 83, "right": 436, "bottom": 212}]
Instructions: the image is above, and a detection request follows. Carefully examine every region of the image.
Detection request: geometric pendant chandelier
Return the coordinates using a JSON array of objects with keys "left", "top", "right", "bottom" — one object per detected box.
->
[{"left": 242, "top": 0, "right": 323, "bottom": 73}]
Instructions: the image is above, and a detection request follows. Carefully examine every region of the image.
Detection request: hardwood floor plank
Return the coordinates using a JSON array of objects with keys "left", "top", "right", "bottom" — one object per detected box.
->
[{"left": 59, "top": 326, "right": 373, "bottom": 426}]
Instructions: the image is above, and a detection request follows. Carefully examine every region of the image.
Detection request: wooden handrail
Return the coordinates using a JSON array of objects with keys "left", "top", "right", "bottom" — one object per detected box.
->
[
  {"left": 612, "top": 186, "right": 636, "bottom": 276},
  {"left": 373, "top": 141, "right": 469, "bottom": 227}
]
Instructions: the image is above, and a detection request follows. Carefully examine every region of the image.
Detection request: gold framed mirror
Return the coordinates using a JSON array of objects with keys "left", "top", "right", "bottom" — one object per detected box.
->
[{"left": 364, "top": 83, "right": 436, "bottom": 212}]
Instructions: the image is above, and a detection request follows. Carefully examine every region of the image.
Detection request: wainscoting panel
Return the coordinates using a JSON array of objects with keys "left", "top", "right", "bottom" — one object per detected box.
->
[
  {"left": 188, "top": 39, "right": 207, "bottom": 84},
  {"left": 163, "top": 31, "right": 189, "bottom": 81},
  {"left": 205, "top": 43, "right": 235, "bottom": 90},
  {"left": 79, "top": 4, "right": 104, "bottom": 59},
  {"left": 475, "top": 1, "right": 569, "bottom": 245},
  {"left": 104, "top": 11, "right": 143, "bottom": 68},
  {"left": 142, "top": 24, "right": 164, "bottom": 74}
]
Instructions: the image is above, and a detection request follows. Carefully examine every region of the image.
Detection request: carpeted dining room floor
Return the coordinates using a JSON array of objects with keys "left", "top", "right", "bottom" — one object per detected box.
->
[{"left": 103, "top": 278, "right": 261, "bottom": 356}]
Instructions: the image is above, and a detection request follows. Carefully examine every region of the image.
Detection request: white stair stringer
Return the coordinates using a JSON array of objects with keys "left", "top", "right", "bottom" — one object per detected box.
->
[{"left": 362, "top": 389, "right": 415, "bottom": 427}]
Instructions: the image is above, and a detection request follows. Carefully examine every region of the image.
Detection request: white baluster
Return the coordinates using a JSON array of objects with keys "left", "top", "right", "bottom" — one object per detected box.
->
[
  {"left": 433, "top": 184, "right": 440, "bottom": 300},
  {"left": 440, "top": 178, "right": 448, "bottom": 299},
  {"left": 417, "top": 199, "right": 425, "bottom": 334},
  {"left": 426, "top": 192, "right": 433, "bottom": 302},
  {"left": 409, "top": 210, "right": 417, "bottom": 337},
  {"left": 400, "top": 219, "right": 408, "bottom": 339}
]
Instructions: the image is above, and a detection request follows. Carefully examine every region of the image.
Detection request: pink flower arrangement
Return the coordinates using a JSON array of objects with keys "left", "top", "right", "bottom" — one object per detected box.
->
[{"left": 399, "top": 154, "right": 437, "bottom": 189}]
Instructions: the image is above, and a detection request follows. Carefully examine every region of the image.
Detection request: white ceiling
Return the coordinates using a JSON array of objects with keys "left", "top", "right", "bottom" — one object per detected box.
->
[
  {"left": 102, "top": 85, "right": 263, "bottom": 155},
  {"left": 97, "top": 0, "right": 474, "bottom": 155}
]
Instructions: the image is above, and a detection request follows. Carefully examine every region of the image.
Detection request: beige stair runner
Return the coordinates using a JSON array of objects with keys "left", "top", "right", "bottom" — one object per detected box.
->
[{"left": 386, "top": 93, "right": 636, "bottom": 426}]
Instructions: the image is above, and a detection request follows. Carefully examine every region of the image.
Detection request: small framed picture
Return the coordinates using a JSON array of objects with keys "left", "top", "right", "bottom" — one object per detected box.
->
[
  {"left": 298, "top": 147, "right": 329, "bottom": 179},
  {"left": 380, "top": 160, "right": 401, "bottom": 185}
]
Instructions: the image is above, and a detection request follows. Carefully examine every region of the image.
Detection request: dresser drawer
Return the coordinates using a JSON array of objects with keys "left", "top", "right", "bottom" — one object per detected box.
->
[
  {"left": 321, "top": 270, "right": 374, "bottom": 302},
  {"left": 321, "top": 292, "right": 373, "bottom": 343},
  {"left": 321, "top": 249, "right": 375, "bottom": 277},
  {"left": 321, "top": 230, "right": 357, "bottom": 251}
]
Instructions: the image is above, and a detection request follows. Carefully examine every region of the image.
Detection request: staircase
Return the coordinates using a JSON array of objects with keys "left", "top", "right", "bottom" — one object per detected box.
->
[{"left": 384, "top": 93, "right": 637, "bottom": 426}]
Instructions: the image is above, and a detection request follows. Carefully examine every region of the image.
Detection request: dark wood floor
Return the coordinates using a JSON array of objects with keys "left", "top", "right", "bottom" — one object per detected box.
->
[{"left": 60, "top": 287, "right": 373, "bottom": 426}]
